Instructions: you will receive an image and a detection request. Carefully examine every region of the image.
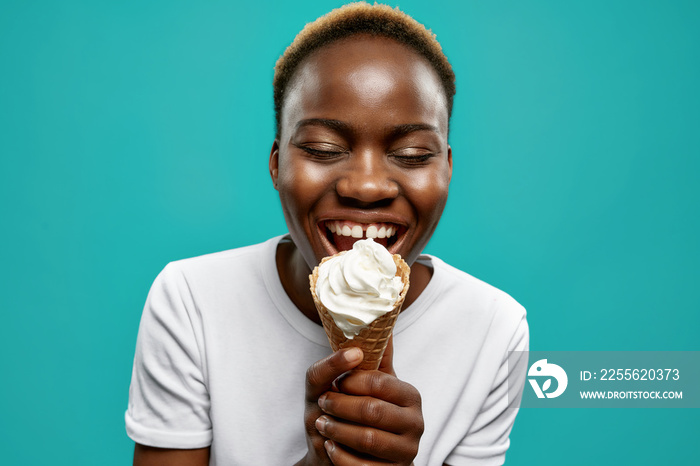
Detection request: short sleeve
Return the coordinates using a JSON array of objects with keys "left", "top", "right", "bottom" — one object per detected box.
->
[
  {"left": 125, "top": 263, "right": 212, "bottom": 448},
  {"left": 445, "top": 312, "right": 529, "bottom": 466}
]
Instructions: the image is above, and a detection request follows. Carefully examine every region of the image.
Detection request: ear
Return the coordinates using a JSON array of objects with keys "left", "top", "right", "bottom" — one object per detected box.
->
[
  {"left": 447, "top": 144, "right": 453, "bottom": 182},
  {"left": 269, "top": 139, "right": 280, "bottom": 190}
]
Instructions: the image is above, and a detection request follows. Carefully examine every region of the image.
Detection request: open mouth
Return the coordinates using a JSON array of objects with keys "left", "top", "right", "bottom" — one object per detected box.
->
[{"left": 320, "top": 220, "right": 404, "bottom": 254}]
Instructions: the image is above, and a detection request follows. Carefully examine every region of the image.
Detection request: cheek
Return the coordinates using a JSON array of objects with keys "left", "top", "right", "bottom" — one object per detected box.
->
[
  {"left": 277, "top": 157, "right": 333, "bottom": 215},
  {"left": 404, "top": 166, "right": 451, "bottom": 218}
]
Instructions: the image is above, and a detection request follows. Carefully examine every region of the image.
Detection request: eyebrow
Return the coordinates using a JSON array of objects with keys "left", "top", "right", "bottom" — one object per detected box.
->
[
  {"left": 295, "top": 118, "right": 351, "bottom": 134},
  {"left": 295, "top": 119, "right": 439, "bottom": 138},
  {"left": 388, "top": 123, "right": 440, "bottom": 138}
]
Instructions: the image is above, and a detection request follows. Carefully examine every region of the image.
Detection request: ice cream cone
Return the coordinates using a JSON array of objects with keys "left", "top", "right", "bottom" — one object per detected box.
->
[{"left": 309, "top": 252, "right": 411, "bottom": 370}]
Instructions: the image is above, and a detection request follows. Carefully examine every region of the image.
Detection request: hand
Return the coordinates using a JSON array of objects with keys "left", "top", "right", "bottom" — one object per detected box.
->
[
  {"left": 296, "top": 347, "right": 366, "bottom": 466},
  {"left": 316, "top": 339, "right": 424, "bottom": 465}
]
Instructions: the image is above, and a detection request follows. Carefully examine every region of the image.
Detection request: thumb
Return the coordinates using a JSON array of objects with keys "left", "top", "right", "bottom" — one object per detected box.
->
[
  {"left": 378, "top": 334, "right": 397, "bottom": 376},
  {"left": 306, "top": 347, "right": 364, "bottom": 401}
]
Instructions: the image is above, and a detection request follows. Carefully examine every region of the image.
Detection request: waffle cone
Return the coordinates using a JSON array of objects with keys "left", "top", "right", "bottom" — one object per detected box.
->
[{"left": 309, "top": 252, "right": 411, "bottom": 370}]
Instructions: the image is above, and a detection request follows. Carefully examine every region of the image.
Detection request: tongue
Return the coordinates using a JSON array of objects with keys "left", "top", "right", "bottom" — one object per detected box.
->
[{"left": 332, "top": 233, "right": 389, "bottom": 251}]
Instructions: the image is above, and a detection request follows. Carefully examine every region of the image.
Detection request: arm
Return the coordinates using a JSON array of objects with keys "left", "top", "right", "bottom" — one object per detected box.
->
[
  {"left": 444, "top": 315, "right": 529, "bottom": 466},
  {"left": 126, "top": 264, "right": 212, "bottom": 454},
  {"left": 298, "top": 339, "right": 424, "bottom": 466},
  {"left": 134, "top": 444, "right": 210, "bottom": 466}
]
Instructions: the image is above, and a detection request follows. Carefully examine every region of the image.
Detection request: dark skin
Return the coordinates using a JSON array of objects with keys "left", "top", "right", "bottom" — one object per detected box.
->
[
  {"left": 295, "top": 340, "right": 422, "bottom": 466},
  {"left": 273, "top": 35, "right": 451, "bottom": 464},
  {"left": 134, "top": 34, "right": 452, "bottom": 465},
  {"left": 133, "top": 444, "right": 209, "bottom": 466}
]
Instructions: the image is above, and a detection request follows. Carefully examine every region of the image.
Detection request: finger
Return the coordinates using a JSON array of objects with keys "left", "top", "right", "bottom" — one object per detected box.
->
[
  {"left": 324, "top": 440, "right": 391, "bottom": 466},
  {"left": 317, "top": 416, "right": 417, "bottom": 462},
  {"left": 377, "top": 335, "right": 396, "bottom": 376},
  {"left": 306, "top": 347, "right": 364, "bottom": 401},
  {"left": 334, "top": 370, "right": 422, "bottom": 408},
  {"left": 318, "top": 392, "right": 420, "bottom": 435}
]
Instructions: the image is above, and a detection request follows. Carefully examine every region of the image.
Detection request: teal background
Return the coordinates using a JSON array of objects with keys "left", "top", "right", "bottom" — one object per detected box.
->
[{"left": 1, "top": 0, "right": 697, "bottom": 464}]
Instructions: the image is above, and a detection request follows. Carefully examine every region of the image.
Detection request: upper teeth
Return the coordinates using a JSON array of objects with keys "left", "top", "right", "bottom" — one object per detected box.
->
[{"left": 327, "top": 221, "right": 396, "bottom": 239}]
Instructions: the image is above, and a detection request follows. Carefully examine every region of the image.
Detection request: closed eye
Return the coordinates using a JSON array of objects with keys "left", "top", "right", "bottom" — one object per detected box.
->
[
  {"left": 293, "top": 143, "right": 348, "bottom": 160},
  {"left": 389, "top": 150, "right": 436, "bottom": 166}
]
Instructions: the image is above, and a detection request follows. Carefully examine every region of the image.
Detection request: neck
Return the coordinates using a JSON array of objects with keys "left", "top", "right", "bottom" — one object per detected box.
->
[{"left": 276, "top": 238, "right": 320, "bottom": 324}]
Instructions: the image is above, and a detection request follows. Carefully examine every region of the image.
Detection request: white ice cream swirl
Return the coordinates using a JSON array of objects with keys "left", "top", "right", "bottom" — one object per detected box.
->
[{"left": 316, "top": 238, "right": 404, "bottom": 339}]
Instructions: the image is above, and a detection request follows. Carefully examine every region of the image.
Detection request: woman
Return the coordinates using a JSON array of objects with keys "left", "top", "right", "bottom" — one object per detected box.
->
[{"left": 126, "top": 3, "right": 528, "bottom": 465}]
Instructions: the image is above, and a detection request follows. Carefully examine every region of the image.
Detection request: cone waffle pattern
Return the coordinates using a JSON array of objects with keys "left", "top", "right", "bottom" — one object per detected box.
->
[{"left": 309, "top": 252, "right": 411, "bottom": 370}]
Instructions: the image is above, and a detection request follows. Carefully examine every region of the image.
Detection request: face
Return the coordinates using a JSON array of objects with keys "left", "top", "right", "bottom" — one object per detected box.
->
[{"left": 270, "top": 35, "right": 452, "bottom": 270}]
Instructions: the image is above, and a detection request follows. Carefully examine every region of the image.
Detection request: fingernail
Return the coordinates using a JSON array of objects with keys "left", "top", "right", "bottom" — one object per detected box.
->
[
  {"left": 318, "top": 393, "right": 327, "bottom": 409},
  {"left": 343, "top": 347, "right": 362, "bottom": 363},
  {"left": 324, "top": 440, "right": 335, "bottom": 454},
  {"left": 315, "top": 416, "right": 328, "bottom": 434}
]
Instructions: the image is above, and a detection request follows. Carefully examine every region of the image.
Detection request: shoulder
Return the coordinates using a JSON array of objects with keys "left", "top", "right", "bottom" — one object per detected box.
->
[
  {"left": 170, "top": 237, "right": 277, "bottom": 273},
  {"left": 146, "top": 236, "right": 282, "bottom": 308},
  {"left": 425, "top": 254, "right": 526, "bottom": 320},
  {"left": 155, "top": 236, "right": 280, "bottom": 285},
  {"left": 406, "top": 254, "right": 528, "bottom": 354}
]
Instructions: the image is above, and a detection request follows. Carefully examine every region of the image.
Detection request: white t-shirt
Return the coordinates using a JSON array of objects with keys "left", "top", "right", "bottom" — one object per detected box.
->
[{"left": 126, "top": 236, "right": 528, "bottom": 466}]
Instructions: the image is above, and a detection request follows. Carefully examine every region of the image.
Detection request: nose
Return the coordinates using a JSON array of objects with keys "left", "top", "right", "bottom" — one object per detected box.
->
[{"left": 335, "top": 150, "right": 399, "bottom": 205}]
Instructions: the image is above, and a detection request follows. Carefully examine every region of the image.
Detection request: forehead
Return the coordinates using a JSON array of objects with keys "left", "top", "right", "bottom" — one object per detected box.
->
[{"left": 281, "top": 35, "right": 449, "bottom": 138}]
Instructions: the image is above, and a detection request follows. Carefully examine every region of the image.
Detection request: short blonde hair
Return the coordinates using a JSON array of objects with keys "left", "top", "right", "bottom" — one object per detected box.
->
[{"left": 273, "top": 2, "right": 456, "bottom": 135}]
